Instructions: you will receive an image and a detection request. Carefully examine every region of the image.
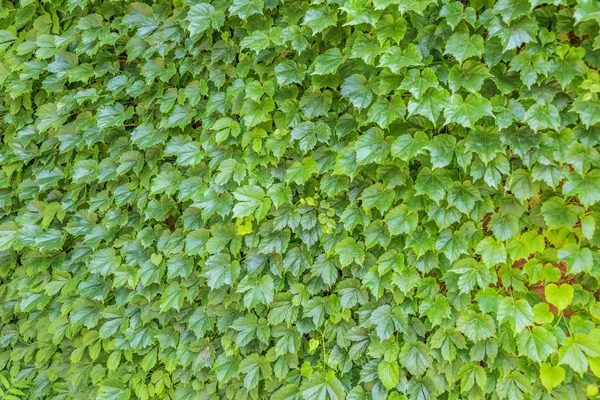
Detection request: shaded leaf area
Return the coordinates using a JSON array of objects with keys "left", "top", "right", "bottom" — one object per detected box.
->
[{"left": 0, "top": 0, "right": 600, "bottom": 399}]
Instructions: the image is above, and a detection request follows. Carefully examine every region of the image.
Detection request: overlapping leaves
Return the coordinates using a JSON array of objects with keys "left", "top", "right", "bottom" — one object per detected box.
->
[{"left": 1, "top": 0, "right": 600, "bottom": 399}]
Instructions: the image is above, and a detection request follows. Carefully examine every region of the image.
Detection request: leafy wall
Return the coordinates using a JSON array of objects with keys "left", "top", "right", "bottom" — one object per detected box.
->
[{"left": 1, "top": 0, "right": 600, "bottom": 399}]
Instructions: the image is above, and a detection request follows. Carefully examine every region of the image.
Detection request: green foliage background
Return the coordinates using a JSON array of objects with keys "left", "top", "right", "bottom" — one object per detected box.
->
[{"left": 1, "top": 0, "right": 600, "bottom": 398}]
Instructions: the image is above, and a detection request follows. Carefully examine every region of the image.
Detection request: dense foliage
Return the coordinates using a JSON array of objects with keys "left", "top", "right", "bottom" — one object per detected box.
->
[{"left": 1, "top": 0, "right": 600, "bottom": 399}]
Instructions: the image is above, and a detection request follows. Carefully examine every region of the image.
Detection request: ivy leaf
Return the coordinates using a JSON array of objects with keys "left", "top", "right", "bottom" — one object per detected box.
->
[
  {"left": 426, "top": 134, "right": 456, "bottom": 169},
  {"left": 275, "top": 60, "right": 306, "bottom": 85},
  {"left": 291, "top": 121, "right": 332, "bottom": 153},
  {"left": 341, "top": 74, "right": 374, "bottom": 109},
  {"left": 354, "top": 127, "right": 391, "bottom": 165},
  {"left": 517, "top": 327, "right": 558, "bottom": 362},
  {"left": 300, "top": 88, "right": 332, "bottom": 118},
  {"left": 489, "top": 16, "right": 538, "bottom": 51},
  {"left": 448, "top": 61, "right": 491, "bottom": 93},
  {"left": 241, "top": 31, "right": 270, "bottom": 53},
  {"left": 312, "top": 48, "right": 345, "bottom": 75},
  {"left": 203, "top": 254, "right": 240, "bottom": 289},
  {"left": 186, "top": 3, "right": 223, "bottom": 36},
  {"left": 385, "top": 204, "right": 419, "bottom": 235},
  {"left": 238, "top": 275, "right": 275, "bottom": 309},
  {"left": 545, "top": 284, "right": 574, "bottom": 313},
  {"left": 448, "top": 181, "right": 481, "bottom": 214},
  {"left": 457, "top": 311, "right": 496, "bottom": 342},
  {"left": 524, "top": 103, "right": 560, "bottom": 131},
  {"left": 558, "top": 244, "right": 593, "bottom": 274},
  {"left": 451, "top": 258, "right": 494, "bottom": 293},
  {"left": 300, "top": 372, "right": 346, "bottom": 400},
  {"left": 540, "top": 363, "right": 565, "bottom": 393},
  {"left": 407, "top": 88, "right": 451, "bottom": 124},
  {"left": 572, "top": 96, "right": 600, "bottom": 128},
  {"left": 391, "top": 131, "right": 429, "bottom": 161},
  {"left": 233, "top": 185, "right": 271, "bottom": 220},
  {"left": 562, "top": 170, "right": 600, "bottom": 208},
  {"left": 497, "top": 297, "right": 534, "bottom": 334},
  {"left": 285, "top": 158, "right": 318, "bottom": 185},
  {"left": 378, "top": 44, "right": 423, "bottom": 73},
  {"left": 476, "top": 237, "right": 507, "bottom": 267},
  {"left": 415, "top": 168, "right": 452, "bottom": 202},
  {"left": 367, "top": 95, "right": 406, "bottom": 128},
  {"left": 558, "top": 333, "right": 600, "bottom": 375},
  {"left": 378, "top": 360, "right": 400, "bottom": 390},
  {"left": 444, "top": 31, "right": 484, "bottom": 64},
  {"left": 335, "top": 237, "right": 366, "bottom": 266},
  {"left": 541, "top": 197, "right": 578, "bottom": 229},
  {"left": 370, "top": 304, "right": 405, "bottom": 340},
  {"left": 361, "top": 183, "right": 395, "bottom": 214},
  {"left": 399, "top": 69, "right": 437, "bottom": 100},
  {"left": 160, "top": 282, "right": 186, "bottom": 312},
  {"left": 229, "top": 0, "right": 264, "bottom": 19},
  {"left": 444, "top": 94, "right": 494, "bottom": 128},
  {"left": 303, "top": 6, "right": 338, "bottom": 34},
  {"left": 400, "top": 342, "right": 431, "bottom": 376}
]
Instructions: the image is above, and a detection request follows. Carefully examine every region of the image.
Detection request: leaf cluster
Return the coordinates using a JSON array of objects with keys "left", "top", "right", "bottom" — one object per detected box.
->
[{"left": 1, "top": 0, "right": 600, "bottom": 399}]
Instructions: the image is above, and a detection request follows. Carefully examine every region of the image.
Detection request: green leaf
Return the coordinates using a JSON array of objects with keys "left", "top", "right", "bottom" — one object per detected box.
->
[
  {"left": 378, "top": 44, "right": 423, "bottom": 73},
  {"left": 451, "top": 258, "right": 494, "bottom": 293},
  {"left": 497, "top": 297, "right": 534, "bottom": 333},
  {"left": 160, "top": 282, "right": 185, "bottom": 312},
  {"left": 400, "top": 342, "right": 431, "bottom": 377},
  {"left": 285, "top": 158, "right": 318, "bottom": 185},
  {"left": 233, "top": 185, "right": 271, "bottom": 220},
  {"left": 275, "top": 60, "right": 306, "bottom": 85},
  {"left": 89, "top": 249, "right": 121, "bottom": 276},
  {"left": 444, "top": 31, "right": 484, "bottom": 64},
  {"left": 524, "top": 103, "right": 560, "bottom": 132},
  {"left": 400, "top": 68, "right": 438, "bottom": 99},
  {"left": 407, "top": 88, "right": 451, "bottom": 124},
  {"left": 300, "top": 88, "right": 332, "bottom": 118},
  {"left": 572, "top": 96, "right": 600, "bottom": 128},
  {"left": 541, "top": 197, "right": 578, "bottom": 229},
  {"left": 448, "top": 61, "right": 491, "bottom": 93},
  {"left": 361, "top": 183, "right": 395, "bottom": 214},
  {"left": 545, "top": 283, "right": 574, "bottom": 313},
  {"left": 229, "top": 0, "right": 264, "bottom": 20},
  {"left": 312, "top": 48, "right": 345, "bottom": 75},
  {"left": 489, "top": 16, "right": 538, "bottom": 51},
  {"left": 457, "top": 311, "right": 497, "bottom": 342},
  {"left": 203, "top": 253, "right": 240, "bottom": 289},
  {"left": 385, "top": 204, "right": 419, "bottom": 235},
  {"left": 562, "top": 170, "right": 600, "bottom": 208},
  {"left": 300, "top": 372, "right": 346, "bottom": 400},
  {"left": 415, "top": 168, "right": 452, "bottom": 202},
  {"left": 444, "top": 94, "right": 494, "bottom": 128},
  {"left": 186, "top": 3, "right": 223, "bottom": 36},
  {"left": 371, "top": 304, "right": 405, "bottom": 340},
  {"left": 558, "top": 333, "right": 600, "bottom": 375},
  {"left": 341, "top": 74, "right": 374, "bottom": 109},
  {"left": 335, "top": 237, "right": 366, "bottom": 266},
  {"left": 97, "top": 381, "right": 130, "bottom": 400},
  {"left": 558, "top": 243, "right": 593, "bottom": 274},
  {"left": 539, "top": 363, "right": 565, "bottom": 393},
  {"left": 517, "top": 327, "right": 558, "bottom": 362},
  {"left": 238, "top": 275, "right": 275, "bottom": 309},
  {"left": 303, "top": 6, "right": 338, "bottom": 34},
  {"left": 391, "top": 132, "right": 429, "bottom": 161},
  {"left": 367, "top": 95, "right": 406, "bottom": 128},
  {"left": 447, "top": 181, "right": 481, "bottom": 214},
  {"left": 476, "top": 237, "right": 507, "bottom": 267},
  {"left": 378, "top": 360, "right": 400, "bottom": 390},
  {"left": 354, "top": 127, "right": 391, "bottom": 165},
  {"left": 291, "top": 121, "right": 331, "bottom": 153}
]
